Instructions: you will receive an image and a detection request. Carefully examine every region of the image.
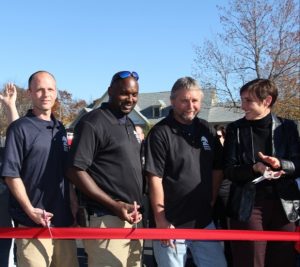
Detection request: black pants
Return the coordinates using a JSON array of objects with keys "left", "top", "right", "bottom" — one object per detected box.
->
[{"left": 230, "top": 198, "right": 296, "bottom": 267}]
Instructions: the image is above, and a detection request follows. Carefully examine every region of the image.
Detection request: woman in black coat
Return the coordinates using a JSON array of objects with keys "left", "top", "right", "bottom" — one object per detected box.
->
[{"left": 224, "top": 79, "right": 300, "bottom": 267}]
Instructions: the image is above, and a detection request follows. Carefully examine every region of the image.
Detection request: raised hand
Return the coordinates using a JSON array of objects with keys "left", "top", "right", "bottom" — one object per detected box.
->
[
  {"left": 0, "top": 83, "right": 19, "bottom": 122},
  {"left": 0, "top": 83, "right": 17, "bottom": 107}
]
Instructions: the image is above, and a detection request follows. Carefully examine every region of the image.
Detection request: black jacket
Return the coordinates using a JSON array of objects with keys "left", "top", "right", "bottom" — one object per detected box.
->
[{"left": 224, "top": 113, "right": 300, "bottom": 222}]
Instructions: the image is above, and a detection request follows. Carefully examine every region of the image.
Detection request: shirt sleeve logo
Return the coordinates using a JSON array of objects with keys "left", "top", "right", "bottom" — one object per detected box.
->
[{"left": 200, "top": 136, "right": 211, "bottom": 150}]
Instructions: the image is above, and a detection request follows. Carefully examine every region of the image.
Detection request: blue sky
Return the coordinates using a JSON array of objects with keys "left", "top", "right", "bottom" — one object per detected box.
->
[{"left": 0, "top": 1, "right": 225, "bottom": 103}]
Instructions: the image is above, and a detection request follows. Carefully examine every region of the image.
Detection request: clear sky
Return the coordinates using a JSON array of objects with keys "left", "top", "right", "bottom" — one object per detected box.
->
[{"left": 0, "top": 0, "right": 224, "bottom": 103}]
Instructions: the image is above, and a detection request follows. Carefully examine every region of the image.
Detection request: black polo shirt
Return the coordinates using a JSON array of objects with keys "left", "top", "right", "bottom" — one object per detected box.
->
[
  {"left": 68, "top": 103, "right": 143, "bottom": 211},
  {"left": 145, "top": 110, "right": 223, "bottom": 227},
  {"left": 1, "top": 110, "right": 73, "bottom": 227}
]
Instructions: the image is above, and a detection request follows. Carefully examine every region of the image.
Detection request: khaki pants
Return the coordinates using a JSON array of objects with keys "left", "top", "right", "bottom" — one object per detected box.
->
[
  {"left": 16, "top": 225, "right": 78, "bottom": 267},
  {"left": 83, "top": 215, "right": 143, "bottom": 267},
  {"left": 51, "top": 239, "right": 79, "bottom": 267}
]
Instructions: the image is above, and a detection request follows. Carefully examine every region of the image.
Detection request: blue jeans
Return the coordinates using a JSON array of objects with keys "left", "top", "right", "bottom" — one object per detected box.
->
[{"left": 153, "top": 221, "right": 227, "bottom": 267}]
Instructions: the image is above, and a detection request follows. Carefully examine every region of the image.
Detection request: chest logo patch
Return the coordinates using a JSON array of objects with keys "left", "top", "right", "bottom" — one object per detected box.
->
[{"left": 200, "top": 136, "right": 211, "bottom": 150}]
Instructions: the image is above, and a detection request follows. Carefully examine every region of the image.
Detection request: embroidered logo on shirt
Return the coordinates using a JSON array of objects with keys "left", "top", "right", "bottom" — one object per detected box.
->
[
  {"left": 62, "top": 136, "right": 69, "bottom": 152},
  {"left": 200, "top": 136, "right": 211, "bottom": 150}
]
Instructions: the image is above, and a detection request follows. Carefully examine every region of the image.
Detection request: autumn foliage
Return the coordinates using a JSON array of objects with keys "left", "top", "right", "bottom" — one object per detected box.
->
[{"left": 0, "top": 87, "right": 86, "bottom": 135}]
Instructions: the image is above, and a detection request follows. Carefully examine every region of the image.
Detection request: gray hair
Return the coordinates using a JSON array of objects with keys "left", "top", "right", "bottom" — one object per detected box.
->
[{"left": 170, "top": 77, "right": 203, "bottom": 100}]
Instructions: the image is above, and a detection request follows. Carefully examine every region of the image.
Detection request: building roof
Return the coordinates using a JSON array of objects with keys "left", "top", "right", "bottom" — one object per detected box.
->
[
  {"left": 135, "top": 90, "right": 242, "bottom": 124},
  {"left": 206, "top": 106, "right": 243, "bottom": 123},
  {"left": 68, "top": 89, "right": 244, "bottom": 130}
]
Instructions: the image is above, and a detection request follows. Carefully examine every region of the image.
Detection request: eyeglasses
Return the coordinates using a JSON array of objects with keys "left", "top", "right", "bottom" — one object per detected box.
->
[{"left": 110, "top": 71, "right": 139, "bottom": 85}]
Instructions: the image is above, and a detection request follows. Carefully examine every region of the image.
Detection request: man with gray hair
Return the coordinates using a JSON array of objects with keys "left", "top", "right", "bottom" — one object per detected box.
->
[{"left": 145, "top": 77, "right": 227, "bottom": 266}]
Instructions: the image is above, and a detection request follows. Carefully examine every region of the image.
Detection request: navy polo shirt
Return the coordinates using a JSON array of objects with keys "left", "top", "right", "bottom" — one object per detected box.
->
[
  {"left": 1, "top": 110, "right": 73, "bottom": 227},
  {"left": 145, "top": 110, "right": 223, "bottom": 227},
  {"left": 68, "top": 103, "right": 143, "bottom": 211}
]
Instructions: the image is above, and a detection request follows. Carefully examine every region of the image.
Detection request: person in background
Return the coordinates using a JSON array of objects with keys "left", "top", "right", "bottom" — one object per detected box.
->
[
  {"left": 215, "top": 124, "right": 226, "bottom": 146},
  {"left": 135, "top": 125, "right": 145, "bottom": 168},
  {"left": 67, "top": 71, "right": 143, "bottom": 267},
  {"left": 224, "top": 78, "right": 300, "bottom": 267},
  {"left": 145, "top": 77, "right": 227, "bottom": 267},
  {"left": 296, "top": 177, "right": 300, "bottom": 267},
  {"left": 213, "top": 124, "right": 230, "bottom": 210},
  {"left": 0, "top": 83, "right": 18, "bottom": 267},
  {"left": 66, "top": 131, "right": 74, "bottom": 147},
  {"left": 1, "top": 71, "right": 79, "bottom": 267},
  {"left": 135, "top": 125, "right": 145, "bottom": 143},
  {"left": 213, "top": 124, "right": 232, "bottom": 266}
]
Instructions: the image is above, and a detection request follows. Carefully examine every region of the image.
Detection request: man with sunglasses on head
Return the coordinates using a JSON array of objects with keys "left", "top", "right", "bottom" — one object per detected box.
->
[{"left": 67, "top": 71, "right": 143, "bottom": 267}]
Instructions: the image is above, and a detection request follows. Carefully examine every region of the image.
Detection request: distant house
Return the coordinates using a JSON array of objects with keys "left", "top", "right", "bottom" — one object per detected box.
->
[{"left": 68, "top": 90, "right": 244, "bottom": 130}]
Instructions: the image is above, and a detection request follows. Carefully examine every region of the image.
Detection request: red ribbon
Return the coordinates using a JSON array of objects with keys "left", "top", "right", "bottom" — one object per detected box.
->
[
  {"left": 0, "top": 228, "right": 299, "bottom": 241},
  {"left": 295, "top": 226, "right": 300, "bottom": 252}
]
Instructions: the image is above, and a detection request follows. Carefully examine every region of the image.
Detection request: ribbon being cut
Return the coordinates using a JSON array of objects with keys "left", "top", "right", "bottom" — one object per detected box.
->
[{"left": 0, "top": 227, "right": 299, "bottom": 241}]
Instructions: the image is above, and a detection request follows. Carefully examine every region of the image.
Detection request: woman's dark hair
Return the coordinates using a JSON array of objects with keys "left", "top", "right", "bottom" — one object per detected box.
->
[{"left": 240, "top": 79, "right": 278, "bottom": 107}]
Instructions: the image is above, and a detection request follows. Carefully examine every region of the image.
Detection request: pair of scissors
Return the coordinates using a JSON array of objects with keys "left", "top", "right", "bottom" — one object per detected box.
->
[
  {"left": 133, "top": 201, "right": 138, "bottom": 228},
  {"left": 43, "top": 210, "right": 53, "bottom": 238},
  {"left": 252, "top": 168, "right": 281, "bottom": 184}
]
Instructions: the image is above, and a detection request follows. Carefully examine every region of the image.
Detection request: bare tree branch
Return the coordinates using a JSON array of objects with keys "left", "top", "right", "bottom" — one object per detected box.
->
[{"left": 193, "top": 0, "right": 300, "bottom": 120}]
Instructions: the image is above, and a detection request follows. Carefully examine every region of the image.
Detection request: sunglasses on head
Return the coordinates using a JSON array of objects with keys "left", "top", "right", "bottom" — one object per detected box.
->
[{"left": 110, "top": 71, "right": 139, "bottom": 85}]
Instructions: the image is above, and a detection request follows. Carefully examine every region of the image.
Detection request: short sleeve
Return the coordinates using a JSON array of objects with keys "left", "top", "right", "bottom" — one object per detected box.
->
[
  {"left": 144, "top": 126, "right": 168, "bottom": 178},
  {"left": 1, "top": 123, "right": 24, "bottom": 178},
  {"left": 68, "top": 120, "right": 98, "bottom": 171}
]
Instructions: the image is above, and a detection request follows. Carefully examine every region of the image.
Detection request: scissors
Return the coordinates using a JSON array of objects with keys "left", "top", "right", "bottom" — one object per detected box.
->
[
  {"left": 133, "top": 201, "right": 138, "bottom": 228},
  {"left": 252, "top": 168, "right": 282, "bottom": 184},
  {"left": 43, "top": 210, "right": 53, "bottom": 238}
]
